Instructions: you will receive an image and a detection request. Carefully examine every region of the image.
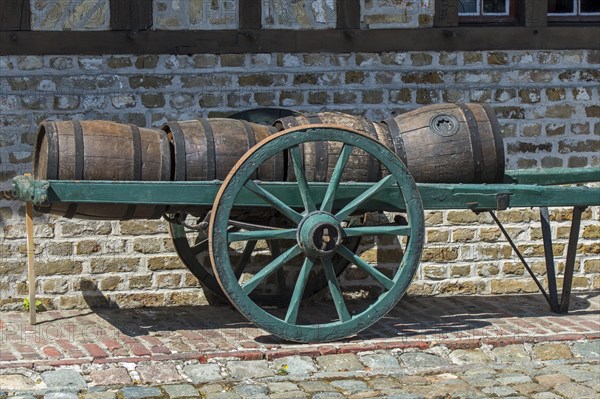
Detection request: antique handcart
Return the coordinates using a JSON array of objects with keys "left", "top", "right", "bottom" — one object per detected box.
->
[{"left": 9, "top": 107, "right": 600, "bottom": 343}]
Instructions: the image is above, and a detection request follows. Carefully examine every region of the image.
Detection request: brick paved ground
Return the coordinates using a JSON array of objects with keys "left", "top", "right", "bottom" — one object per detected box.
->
[
  {"left": 0, "top": 293, "right": 598, "bottom": 368},
  {"left": 1, "top": 293, "right": 599, "bottom": 398}
]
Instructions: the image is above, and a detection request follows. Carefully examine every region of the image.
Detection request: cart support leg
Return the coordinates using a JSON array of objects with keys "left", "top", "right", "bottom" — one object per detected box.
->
[
  {"left": 489, "top": 211, "right": 551, "bottom": 306},
  {"left": 540, "top": 207, "right": 560, "bottom": 312},
  {"left": 558, "top": 206, "right": 584, "bottom": 313},
  {"left": 492, "top": 207, "right": 585, "bottom": 315},
  {"left": 26, "top": 201, "right": 36, "bottom": 325}
]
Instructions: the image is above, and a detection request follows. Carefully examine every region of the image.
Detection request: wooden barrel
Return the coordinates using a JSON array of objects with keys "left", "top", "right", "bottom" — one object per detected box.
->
[
  {"left": 228, "top": 107, "right": 301, "bottom": 125},
  {"left": 382, "top": 103, "right": 505, "bottom": 183},
  {"left": 275, "top": 112, "right": 391, "bottom": 182},
  {"left": 163, "top": 118, "right": 285, "bottom": 182},
  {"left": 33, "top": 120, "right": 171, "bottom": 219}
]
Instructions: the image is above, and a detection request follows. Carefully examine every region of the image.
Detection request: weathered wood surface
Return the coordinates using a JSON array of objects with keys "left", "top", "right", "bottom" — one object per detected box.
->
[
  {"left": 383, "top": 103, "right": 505, "bottom": 183},
  {"left": 34, "top": 120, "right": 170, "bottom": 219},
  {"left": 276, "top": 112, "right": 388, "bottom": 183},
  {"left": 163, "top": 118, "right": 284, "bottom": 182},
  {"left": 3, "top": 28, "right": 599, "bottom": 55}
]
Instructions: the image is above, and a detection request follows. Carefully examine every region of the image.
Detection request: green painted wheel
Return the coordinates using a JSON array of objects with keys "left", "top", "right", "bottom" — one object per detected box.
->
[
  {"left": 167, "top": 110, "right": 358, "bottom": 306},
  {"left": 209, "top": 125, "right": 425, "bottom": 342}
]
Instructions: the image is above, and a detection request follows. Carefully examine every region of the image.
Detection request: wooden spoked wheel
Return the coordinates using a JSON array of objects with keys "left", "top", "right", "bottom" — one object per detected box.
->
[
  {"left": 167, "top": 108, "right": 359, "bottom": 306},
  {"left": 209, "top": 125, "right": 425, "bottom": 342}
]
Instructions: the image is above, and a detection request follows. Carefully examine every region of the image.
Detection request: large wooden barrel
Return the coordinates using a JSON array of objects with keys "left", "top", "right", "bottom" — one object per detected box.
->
[
  {"left": 163, "top": 118, "right": 285, "bottom": 182},
  {"left": 33, "top": 120, "right": 171, "bottom": 219},
  {"left": 162, "top": 118, "right": 285, "bottom": 219},
  {"left": 275, "top": 112, "right": 391, "bottom": 182},
  {"left": 382, "top": 103, "right": 505, "bottom": 183}
]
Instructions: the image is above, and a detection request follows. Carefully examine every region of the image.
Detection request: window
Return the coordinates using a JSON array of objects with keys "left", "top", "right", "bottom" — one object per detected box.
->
[
  {"left": 549, "top": 0, "right": 600, "bottom": 21},
  {"left": 458, "top": 0, "right": 516, "bottom": 23}
]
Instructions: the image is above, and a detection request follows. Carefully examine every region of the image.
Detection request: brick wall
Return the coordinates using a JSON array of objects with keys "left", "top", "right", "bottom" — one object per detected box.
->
[{"left": 1, "top": 50, "right": 599, "bottom": 310}]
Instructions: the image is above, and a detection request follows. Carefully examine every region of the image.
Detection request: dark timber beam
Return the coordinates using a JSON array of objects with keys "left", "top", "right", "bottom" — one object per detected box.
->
[
  {"left": 0, "top": 0, "right": 30, "bottom": 31},
  {"left": 435, "top": 0, "right": 458, "bottom": 27},
  {"left": 239, "top": 0, "right": 262, "bottom": 29},
  {"left": 2, "top": 27, "right": 599, "bottom": 55},
  {"left": 522, "top": 0, "right": 548, "bottom": 27},
  {"left": 337, "top": 0, "right": 361, "bottom": 29},
  {"left": 109, "top": 0, "right": 152, "bottom": 31}
]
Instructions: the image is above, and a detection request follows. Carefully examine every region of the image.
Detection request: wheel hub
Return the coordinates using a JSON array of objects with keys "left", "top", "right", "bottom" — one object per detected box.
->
[{"left": 297, "top": 211, "right": 342, "bottom": 257}]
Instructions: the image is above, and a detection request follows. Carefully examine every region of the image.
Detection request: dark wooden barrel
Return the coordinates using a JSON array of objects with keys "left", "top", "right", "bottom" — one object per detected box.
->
[
  {"left": 33, "top": 120, "right": 171, "bottom": 219},
  {"left": 275, "top": 112, "right": 391, "bottom": 182},
  {"left": 229, "top": 107, "right": 301, "bottom": 125},
  {"left": 382, "top": 103, "right": 505, "bottom": 183},
  {"left": 163, "top": 118, "right": 285, "bottom": 182}
]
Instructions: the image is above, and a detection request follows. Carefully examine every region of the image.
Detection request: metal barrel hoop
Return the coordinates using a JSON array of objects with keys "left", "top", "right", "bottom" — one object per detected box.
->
[{"left": 208, "top": 124, "right": 425, "bottom": 343}]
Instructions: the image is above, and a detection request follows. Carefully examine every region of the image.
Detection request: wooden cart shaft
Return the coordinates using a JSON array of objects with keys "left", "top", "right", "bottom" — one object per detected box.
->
[{"left": 11, "top": 169, "right": 600, "bottom": 212}]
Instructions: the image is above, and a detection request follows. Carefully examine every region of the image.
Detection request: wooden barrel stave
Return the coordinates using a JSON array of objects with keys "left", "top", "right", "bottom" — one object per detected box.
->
[
  {"left": 275, "top": 112, "right": 387, "bottom": 183},
  {"left": 163, "top": 118, "right": 284, "bottom": 182}
]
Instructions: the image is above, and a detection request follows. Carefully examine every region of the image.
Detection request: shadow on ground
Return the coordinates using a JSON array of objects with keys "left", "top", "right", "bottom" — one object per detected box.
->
[{"left": 62, "top": 282, "right": 599, "bottom": 344}]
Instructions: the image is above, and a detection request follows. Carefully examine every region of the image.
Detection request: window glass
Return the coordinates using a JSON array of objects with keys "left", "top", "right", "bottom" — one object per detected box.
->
[
  {"left": 483, "top": 0, "right": 507, "bottom": 14},
  {"left": 548, "top": 0, "right": 575, "bottom": 14},
  {"left": 581, "top": 0, "right": 600, "bottom": 13},
  {"left": 549, "top": 0, "right": 600, "bottom": 15},
  {"left": 459, "top": 0, "right": 509, "bottom": 16},
  {"left": 458, "top": 0, "right": 479, "bottom": 15}
]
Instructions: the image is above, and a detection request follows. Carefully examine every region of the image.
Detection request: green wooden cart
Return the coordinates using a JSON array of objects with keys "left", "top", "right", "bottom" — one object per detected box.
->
[{"left": 10, "top": 124, "right": 600, "bottom": 343}]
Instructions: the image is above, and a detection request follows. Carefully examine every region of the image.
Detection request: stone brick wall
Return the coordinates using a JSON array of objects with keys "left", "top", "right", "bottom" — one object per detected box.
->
[
  {"left": 1, "top": 49, "right": 599, "bottom": 310},
  {"left": 360, "top": 0, "right": 434, "bottom": 28},
  {"left": 31, "top": 0, "right": 110, "bottom": 31},
  {"left": 153, "top": 0, "right": 238, "bottom": 30},
  {"left": 263, "top": 0, "right": 336, "bottom": 29}
]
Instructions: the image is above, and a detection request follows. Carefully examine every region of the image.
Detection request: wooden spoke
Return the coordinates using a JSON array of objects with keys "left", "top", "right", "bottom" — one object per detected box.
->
[
  {"left": 228, "top": 228, "right": 297, "bottom": 242},
  {"left": 320, "top": 144, "right": 354, "bottom": 213},
  {"left": 233, "top": 240, "right": 258, "bottom": 279},
  {"left": 284, "top": 257, "right": 315, "bottom": 324},
  {"left": 344, "top": 225, "right": 411, "bottom": 237},
  {"left": 323, "top": 258, "right": 351, "bottom": 322},
  {"left": 241, "top": 244, "right": 303, "bottom": 294},
  {"left": 335, "top": 175, "right": 396, "bottom": 221},
  {"left": 245, "top": 179, "right": 302, "bottom": 224},
  {"left": 337, "top": 245, "right": 395, "bottom": 290},
  {"left": 289, "top": 145, "right": 317, "bottom": 213}
]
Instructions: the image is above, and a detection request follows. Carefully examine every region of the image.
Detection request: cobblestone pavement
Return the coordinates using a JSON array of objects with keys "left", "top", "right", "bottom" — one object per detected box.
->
[
  {"left": 0, "top": 339, "right": 598, "bottom": 398},
  {"left": 1, "top": 293, "right": 599, "bottom": 398}
]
